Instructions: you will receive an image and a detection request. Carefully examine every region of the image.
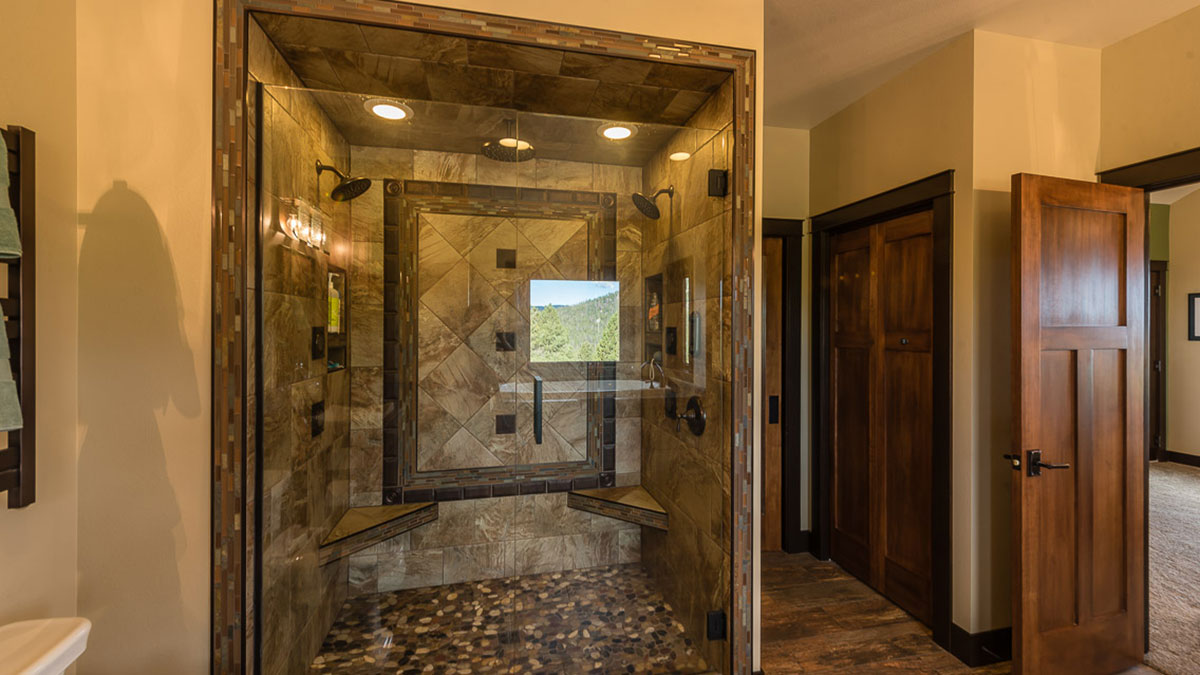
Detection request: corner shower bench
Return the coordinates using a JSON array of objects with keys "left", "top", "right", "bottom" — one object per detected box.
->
[
  {"left": 318, "top": 502, "right": 437, "bottom": 565},
  {"left": 567, "top": 486, "right": 669, "bottom": 531}
]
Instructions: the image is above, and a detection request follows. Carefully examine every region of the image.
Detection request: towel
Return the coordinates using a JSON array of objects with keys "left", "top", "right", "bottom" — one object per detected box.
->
[
  {"left": 0, "top": 311, "right": 20, "bottom": 431},
  {"left": 0, "top": 133, "right": 22, "bottom": 259}
]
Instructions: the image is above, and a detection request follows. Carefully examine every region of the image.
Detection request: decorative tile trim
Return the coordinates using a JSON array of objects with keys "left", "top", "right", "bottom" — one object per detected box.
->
[{"left": 212, "top": 3, "right": 755, "bottom": 672}]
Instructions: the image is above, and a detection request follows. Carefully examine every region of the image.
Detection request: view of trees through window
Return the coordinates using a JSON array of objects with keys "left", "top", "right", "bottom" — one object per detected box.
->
[{"left": 529, "top": 280, "right": 620, "bottom": 362}]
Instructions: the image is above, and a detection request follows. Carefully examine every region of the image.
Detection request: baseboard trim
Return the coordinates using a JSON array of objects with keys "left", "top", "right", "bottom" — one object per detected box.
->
[
  {"left": 1164, "top": 451, "right": 1200, "bottom": 468},
  {"left": 782, "top": 529, "right": 811, "bottom": 554},
  {"left": 949, "top": 624, "right": 1011, "bottom": 667}
]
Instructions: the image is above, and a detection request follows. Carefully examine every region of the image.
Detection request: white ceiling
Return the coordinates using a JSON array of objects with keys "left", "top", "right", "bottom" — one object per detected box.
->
[
  {"left": 1151, "top": 182, "right": 1200, "bottom": 204},
  {"left": 766, "top": 0, "right": 1200, "bottom": 129}
]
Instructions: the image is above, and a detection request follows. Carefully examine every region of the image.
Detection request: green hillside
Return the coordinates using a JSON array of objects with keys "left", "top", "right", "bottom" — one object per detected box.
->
[{"left": 531, "top": 291, "right": 619, "bottom": 361}]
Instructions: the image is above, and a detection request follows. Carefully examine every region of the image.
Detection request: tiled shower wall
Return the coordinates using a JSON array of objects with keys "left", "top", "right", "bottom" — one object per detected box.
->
[
  {"left": 640, "top": 77, "right": 735, "bottom": 671},
  {"left": 346, "top": 147, "right": 648, "bottom": 590},
  {"left": 250, "top": 21, "right": 352, "bottom": 675}
]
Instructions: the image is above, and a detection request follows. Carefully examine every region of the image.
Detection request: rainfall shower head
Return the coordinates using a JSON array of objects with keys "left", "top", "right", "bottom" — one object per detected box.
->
[
  {"left": 631, "top": 186, "right": 675, "bottom": 220},
  {"left": 480, "top": 119, "right": 535, "bottom": 163},
  {"left": 316, "top": 161, "right": 372, "bottom": 202}
]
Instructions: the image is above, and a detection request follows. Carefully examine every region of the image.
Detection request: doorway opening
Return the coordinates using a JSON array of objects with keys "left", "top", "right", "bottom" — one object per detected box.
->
[{"left": 1098, "top": 147, "right": 1200, "bottom": 675}]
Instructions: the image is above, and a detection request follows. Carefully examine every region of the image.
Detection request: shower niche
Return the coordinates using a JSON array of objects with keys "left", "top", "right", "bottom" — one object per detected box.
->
[{"left": 248, "top": 10, "right": 738, "bottom": 673}]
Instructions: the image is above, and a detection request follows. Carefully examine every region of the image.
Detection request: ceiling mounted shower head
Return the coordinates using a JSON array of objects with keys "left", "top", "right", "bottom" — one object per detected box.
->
[
  {"left": 316, "top": 161, "right": 372, "bottom": 202},
  {"left": 481, "top": 119, "right": 535, "bottom": 163},
  {"left": 631, "top": 186, "right": 675, "bottom": 220}
]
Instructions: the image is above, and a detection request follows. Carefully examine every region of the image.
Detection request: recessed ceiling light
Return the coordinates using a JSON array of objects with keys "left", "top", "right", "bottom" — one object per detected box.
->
[
  {"left": 599, "top": 123, "right": 636, "bottom": 140},
  {"left": 669, "top": 151, "right": 691, "bottom": 162},
  {"left": 364, "top": 98, "right": 413, "bottom": 121},
  {"left": 498, "top": 137, "right": 532, "bottom": 151}
]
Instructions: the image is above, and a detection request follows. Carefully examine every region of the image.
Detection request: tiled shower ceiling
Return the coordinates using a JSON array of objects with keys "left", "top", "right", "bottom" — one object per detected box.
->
[{"left": 253, "top": 13, "right": 730, "bottom": 164}]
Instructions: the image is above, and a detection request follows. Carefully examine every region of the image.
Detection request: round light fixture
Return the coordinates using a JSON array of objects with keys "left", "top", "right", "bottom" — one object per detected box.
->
[
  {"left": 669, "top": 151, "right": 692, "bottom": 162},
  {"left": 598, "top": 123, "right": 636, "bottom": 140},
  {"left": 364, "top": 98, "right": 413, "bottom": 121},
  {"left": 498, "top": 137, "right": 533, "bottom": 151}
]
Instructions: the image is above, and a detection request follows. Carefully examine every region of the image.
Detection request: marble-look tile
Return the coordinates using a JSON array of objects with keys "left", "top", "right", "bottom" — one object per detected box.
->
[
  {"left": 474, "top": 497, "right": 516, "bottom": 543},
  {"left": 349, "top": 366, "right": 382, "bottom": 430},
  {"left": 546, "top": 226, "right": 589, "bottom": 280},
  {"left": 516, "top": 424, "right": 582, "bottom": 465},
  {"left": 618, "top": 529, "right": 641, "bottom": 564},
  {"left": 444, "top": 542, "right": 510, "bottom": 584},
  {"left": 348, "top": 553, "right": 378, "bottom": 596},
  {"left": 348, "top": 305, "right": 383, "bottom": 368},
  {"left": 261, "top": 385, "right": 292, "bottom": 493},
  {"left": 416, "top": 216, "right": 460, "bottom": 295},
  {"left": 377, "top": 549, "right": 445, "bottom": 592},
  {"left": 475, "top": 154, "right": 535, "bottom": 187},
  {"left": 348, "top": 440, "right": 381, "bottom": 506},
  {"left": 422, "top": 259, "right": 504, "bottom": 341},
  {"left": 411, "top": 500, "right": 475, "bottom": 550},
  {"left": 290, "top": 377, "right": 325, "bottom": 469},
  {"left": 462, "top": 391, "right": 523, "bottom": 466},
  {"left": 413, "top": 150, "right": 476, "bottom": 183},
  {"left": 422, "top": 344, "right": 500, "bottom": 424},
  {"left": 465, "top": 220, "right": 546, "bottom": 301},
  {"left": 511, "top": 536, "right": 569, "bottom": 576},
  {"left": 417, "top": 302, "right": 461, "bottom": 382},
  {"left": 619, "top": 304, "right": 643, "bottom": 363},
  {"left": 349, "top": 183, "right": 383, "bottom": 243},
  {"left": 565, "top": 531, "right": 618, "bottom": 569},
  {"left": 617, "top": 250, "right": 642, "bottom": 306},
  {"left": 615, "top": 471, "right": 642, "bottom": 488},
  {"left": 465, "top": 301, "right": 528, "bottom": 383},
  {"left": 416, "top": 387, "right": 461, "bottom": 464},
  {"left": 349, "top": 145, "right": 414, "bottom": 180},
  {"left": 349, "top": 240, "right": 383, "bottom": 308},
  {"left": 422, "top": 212, "right": 502, "bottom": 255},
  {"left": 546, "top": 392, "right": 588, "bottom": 452},
  {"left": 419, "top": 427, "right": 502, "bottom": 471},
  {"left": 513, "top": 217, "right": 585, "bottom": 261},
  {"left": 534, "top": 158, "right": 594, "bottom": 190},
  {"left": 616, "top": 418, "right": 642, "bottom": 475},
  {"left": 514, "top": 493, "right": 592, "bottom": 539},
  {"left": 262, "top": 292, "right": 310, "bottom": 391}
]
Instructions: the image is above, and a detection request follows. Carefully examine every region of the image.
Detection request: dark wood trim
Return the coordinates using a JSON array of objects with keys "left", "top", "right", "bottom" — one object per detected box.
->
[
  {"left": 810, "top": 171, "right": 955, "bottom": 651},
  {"left": 1099, "top": 148, "right": 1200, "bottom": 656},
  {"left": 1149, "top": 261, "right": 1167, "bottom": 462},
  {"left": 763, "top": 217, "right": 804, "bottom": 238},
  {"left": 1, "top": 125, "right": 36, "bottom": 509},
  {"left": 810, "top": 171, "right": 953, "bottom": 233},
  {"left": 763, "top": 220, "right": 809, "bottom": 554},
  {"left": 949, "top": 624, "right": 1013, "bottom": 667},
  {"left": 1190, "top": 293, "right": 1200, "bottom": 342},
  {"left": 1098, "top": 146, "right": 1200, "bottom": 193},
  {"left": 1164, "top": 451, "right": 1200, "bottom": 468}
]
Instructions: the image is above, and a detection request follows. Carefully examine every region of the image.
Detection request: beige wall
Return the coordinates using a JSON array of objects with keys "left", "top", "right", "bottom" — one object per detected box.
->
[
  {"left": 1167, "top": 190, "right": 1200, "bottom": 457},
  {"left": 1101, "top": 4, "right": 1200, "bottom": 171},
  {"left": 808, "top": 29, "right": 1102, "bottom": 633},
  {"left": 75, "top": 0, "right": 212, "bottom": 672},
  {"left": 0, "top": 0, "right": 80, "bottom": 628}
]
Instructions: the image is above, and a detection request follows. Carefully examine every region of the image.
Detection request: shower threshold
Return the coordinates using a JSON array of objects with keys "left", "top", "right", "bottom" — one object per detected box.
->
[{"left": 311, "top": 563, "right": 711, "bottom": 673}]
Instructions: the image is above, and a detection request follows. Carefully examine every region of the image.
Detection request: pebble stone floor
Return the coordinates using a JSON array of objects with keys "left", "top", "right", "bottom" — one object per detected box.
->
[{"left": 310, "top": 564, "right": 711, "bottom": 674}]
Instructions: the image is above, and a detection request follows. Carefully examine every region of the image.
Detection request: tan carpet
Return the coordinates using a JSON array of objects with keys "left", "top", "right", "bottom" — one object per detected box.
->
[{"left": 1147, "top": 461, "right": 1200, "bottom": 675}]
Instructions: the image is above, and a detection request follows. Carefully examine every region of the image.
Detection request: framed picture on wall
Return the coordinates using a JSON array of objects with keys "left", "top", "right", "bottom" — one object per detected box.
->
[{"left": 1190, "top": 293, "right": 1200, "bottom": 341}]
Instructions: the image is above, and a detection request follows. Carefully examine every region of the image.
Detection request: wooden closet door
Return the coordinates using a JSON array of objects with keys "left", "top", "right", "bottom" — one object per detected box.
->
[
  {"left": 830, "top": 227, "right": 874, "bottom": 582},
  {"left": 879, "top": 211, "right": 934, "bottom": 625}
]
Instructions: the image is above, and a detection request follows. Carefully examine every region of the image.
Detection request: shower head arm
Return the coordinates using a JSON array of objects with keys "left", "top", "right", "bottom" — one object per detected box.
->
[
  {"left": 316, "top": 161, "right": 348, "bottom": 181},
  {"left": 653, "top": 186, "right": 675, "bottom": 200}
]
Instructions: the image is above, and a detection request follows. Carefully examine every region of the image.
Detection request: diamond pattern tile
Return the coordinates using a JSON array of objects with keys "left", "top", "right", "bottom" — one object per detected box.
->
[
  {"left": 423, "top": 212, "right": 503, "bottom": 253},
  {"left": 465, "top": 220, "right": 545, "bottom": 301},
  {"left": 422, "top": 344, "right": 500, "bottom": 424},
  {"left": 420, "top": 426, "right": 502, "bottom": 471},
  {"left": 417, "top": 302, "right": 461, "bottom": 382},
  {"left": 422, "top": 259, "right": 504, "bottom": 341},
  {"left": 466, "top": 301, "right": 528, "bottom": 383},
  {"left": 515, "top": 217, "right": 586, "bottom": 260}
]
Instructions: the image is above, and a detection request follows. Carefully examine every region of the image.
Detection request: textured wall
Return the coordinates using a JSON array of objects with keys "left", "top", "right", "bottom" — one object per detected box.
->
[
  {"left": 1167, "top": 190, "right": 1200, "bottom": 459},
  {"left": 639, "top": 76, "right": 734, "bottom": 672},
  {"left": 252, "top": 22, "right": 353, "bottom": 675}
]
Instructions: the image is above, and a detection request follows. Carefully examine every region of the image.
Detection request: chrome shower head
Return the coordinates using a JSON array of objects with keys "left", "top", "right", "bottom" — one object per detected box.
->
[
  {"left": 316, "top": 161, "right": 372, "bottom": 202},
  {"left": 631, "top": 186, "right": 675, "bottom": 220}
]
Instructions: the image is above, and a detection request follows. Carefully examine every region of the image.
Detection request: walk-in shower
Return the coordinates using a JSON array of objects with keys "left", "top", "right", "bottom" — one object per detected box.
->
[{"left": 249, "top": 11, "right": 736, "bottom": 673}]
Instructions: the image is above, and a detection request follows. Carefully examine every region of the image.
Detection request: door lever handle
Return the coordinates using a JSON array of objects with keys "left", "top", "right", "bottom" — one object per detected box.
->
[{"left": 1026, "top": 449, "right": 1070, "bottom": 477}]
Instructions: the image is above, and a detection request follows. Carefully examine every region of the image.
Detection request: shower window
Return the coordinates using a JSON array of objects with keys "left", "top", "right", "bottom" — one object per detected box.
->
[{"left": 529, "top": 280, "right": 620, "bottom": 363}]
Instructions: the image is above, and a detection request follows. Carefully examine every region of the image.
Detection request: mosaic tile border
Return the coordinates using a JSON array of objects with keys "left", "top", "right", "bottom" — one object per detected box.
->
[
  {"left": 317, "top": 502, "right": 437, "bottom": 565},
  {"left": 383, "top": 180, "right": 618, "bottom": 502},
  {"left": 212, "top": 3, "right": 755, "bottom": 672}
]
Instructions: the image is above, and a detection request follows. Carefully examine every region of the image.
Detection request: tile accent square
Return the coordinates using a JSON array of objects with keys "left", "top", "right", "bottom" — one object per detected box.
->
[
  {"left": 495, "top": 331, "right": 516, "bottom": 352},
  {"left": 495, "top": 247, "right": 517, "bottom": 269},
  {"left": 495, "top": 414, "right": 516, "bottom": 435}
]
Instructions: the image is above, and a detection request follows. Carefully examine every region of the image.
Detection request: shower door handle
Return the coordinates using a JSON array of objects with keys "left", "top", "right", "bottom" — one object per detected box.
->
[{"left": 533, "top": 376, "right": 543, "bottom": 445}]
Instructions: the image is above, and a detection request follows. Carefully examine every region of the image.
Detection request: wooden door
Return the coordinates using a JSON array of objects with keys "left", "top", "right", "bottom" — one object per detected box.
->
[
  {"left": 1149, "top": 262, "right": 1166, "bottom": 462},
  {"left": 829, "top": 212, "right": 934, "bottom": 623},
  {"left": 1011, "top": 174, "right": 1145, "bottom": 674},
  {"left": 762, "top": 237, "right": 784, "bottom": 551}
]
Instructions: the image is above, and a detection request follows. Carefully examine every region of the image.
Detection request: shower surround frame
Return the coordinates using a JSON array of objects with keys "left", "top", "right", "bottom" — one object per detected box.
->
[{"left": 210, "top": 2, "right": 757, "bottom": 673}]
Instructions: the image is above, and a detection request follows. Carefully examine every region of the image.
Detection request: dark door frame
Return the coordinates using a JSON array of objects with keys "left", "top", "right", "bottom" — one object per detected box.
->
[
  {"left": 1149, "top": 260, "right": 1168, "bottom": 462},
  {"left": 1098, "top": 144, "right": 1200, "bottom": 654},
  {"left": 763, "top": 218, "right": 807, "bottom": 553},
  {"left": 809, "top": 171, "right": 954, "bottom": 649}
]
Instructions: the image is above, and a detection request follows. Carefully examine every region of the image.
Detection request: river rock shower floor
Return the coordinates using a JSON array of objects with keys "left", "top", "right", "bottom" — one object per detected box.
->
[{"left": 310, "top": 564, "right": 710, "bottom": 674}]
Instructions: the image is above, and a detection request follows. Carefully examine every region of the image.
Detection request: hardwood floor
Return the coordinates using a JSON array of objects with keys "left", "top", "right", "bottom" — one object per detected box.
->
[
  {"left": 761, "top": 552, "right": 1164, "bottom": 674},
  {"left": 761, "top": 551, "right": 1004, "bottom": 674}
]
